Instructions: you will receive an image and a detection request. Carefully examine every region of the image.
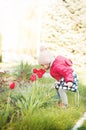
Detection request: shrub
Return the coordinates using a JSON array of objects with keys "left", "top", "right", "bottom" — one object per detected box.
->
[{"left": 12, "top": 61, "right": 33, "bottom": 82}]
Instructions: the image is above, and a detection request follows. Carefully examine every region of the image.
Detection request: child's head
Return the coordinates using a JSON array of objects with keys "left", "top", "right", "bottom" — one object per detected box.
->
[{"left": 38, "top": 45, "right": 55, "bottom": 70}]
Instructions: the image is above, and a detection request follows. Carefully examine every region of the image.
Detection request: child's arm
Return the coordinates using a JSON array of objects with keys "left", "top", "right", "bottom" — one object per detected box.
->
[{"left": 55, "top": 65, "right": 74, "bottom": 83}]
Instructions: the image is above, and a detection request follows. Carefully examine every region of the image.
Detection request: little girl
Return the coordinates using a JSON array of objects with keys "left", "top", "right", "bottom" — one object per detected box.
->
[{"left": 38, "top": 46, "right": 78, "bottom": 108}]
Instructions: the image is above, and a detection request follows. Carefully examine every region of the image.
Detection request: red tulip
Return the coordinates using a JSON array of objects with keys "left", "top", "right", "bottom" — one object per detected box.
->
[
  {"left": 30, "top": 68, "right": 46, "bottom": 81},
  {"left": 33, "top": 68, "right": 38, "bottom": 73},
  {"left": 33, "top": 68, "right": 46, "bottom": 78},
  {"left": 37, "top": 72, "right": 43, "bottom": 78},
  {"left": 36, "top": 69, "right": 46, "bottom": 78},
  {"left": 9, "top": 82, "right": 15, "bottom": 89},
  {"left": 30, "top": 74, "right": 36, "bottom": 82},
  {"left": 39, "top": 69, "right": 46, "bottom": 74}
]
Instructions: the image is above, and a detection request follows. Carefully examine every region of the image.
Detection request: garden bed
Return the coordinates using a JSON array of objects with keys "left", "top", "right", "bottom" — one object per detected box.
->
[{"left": 0, "top": 62, "right": 86, "bottom": 130}]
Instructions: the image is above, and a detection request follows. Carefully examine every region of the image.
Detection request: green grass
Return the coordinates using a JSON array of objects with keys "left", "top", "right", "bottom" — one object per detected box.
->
[
  {"left": 4, "top": 108, "right": 81, "bottom": 130},
  {"left": 0, "top": 75, "right": 86, "bottom": 130}
]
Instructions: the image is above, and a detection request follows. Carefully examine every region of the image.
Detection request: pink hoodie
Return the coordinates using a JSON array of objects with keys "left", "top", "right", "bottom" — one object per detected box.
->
[{"left": 50, "top": 55, "right": 74, "bottom": 82}]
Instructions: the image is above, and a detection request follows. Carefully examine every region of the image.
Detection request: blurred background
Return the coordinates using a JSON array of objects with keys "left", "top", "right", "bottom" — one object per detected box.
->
[{"left": 0, "top": 0, "right": 86, "bottom": 72}]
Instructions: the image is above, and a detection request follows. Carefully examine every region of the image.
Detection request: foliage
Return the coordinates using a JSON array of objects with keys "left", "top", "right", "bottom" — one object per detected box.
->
[
  {"left": 0, "top": 71, "right": 9, "bottom": 88},
  {"left": 12, "top": 61, "right": 33, "bottom": 81},
  {"left": 0, "top": 78, "right": 56, "bottom": 129},
  {"left": 0, "top": 73, "right": 86, "bottom": 130}
]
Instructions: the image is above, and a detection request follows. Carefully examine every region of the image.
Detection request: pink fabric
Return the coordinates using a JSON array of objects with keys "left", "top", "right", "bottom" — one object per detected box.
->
[{"left": 50, "top": 55, "right": 74, "bottom": 82}]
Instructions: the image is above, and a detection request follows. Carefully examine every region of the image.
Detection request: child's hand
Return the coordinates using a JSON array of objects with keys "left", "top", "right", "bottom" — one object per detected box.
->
[{"left": 67, "top": 82, "right": 73, "bottom": 87}]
